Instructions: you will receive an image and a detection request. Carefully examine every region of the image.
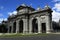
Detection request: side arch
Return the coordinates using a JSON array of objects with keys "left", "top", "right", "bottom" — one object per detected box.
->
[
  {"left": 13, "top": 22, "right": 16, "bottom": 33},
  {"left": 19, "top": 20, "right": 23, "bottom": 33}
]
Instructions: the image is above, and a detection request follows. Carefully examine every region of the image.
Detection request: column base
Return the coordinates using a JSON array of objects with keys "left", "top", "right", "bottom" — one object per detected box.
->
[
  {"left": 46, "top": 29, "right": 51, "bottom": 33},
  {"left": 46, "top": 32, "right": 51, "bottom": 33},
  {"left": 23, "top": 31, "right": 29, "bottom": 34},
  {"left": 38, "top": 32, "right": 42, "bottom": 33},
  {"left": 29, "top": 31, "right": 32, "bottom": 34},
  {"left": 16, "top": 31, "right": 19, "bottom": 33}
]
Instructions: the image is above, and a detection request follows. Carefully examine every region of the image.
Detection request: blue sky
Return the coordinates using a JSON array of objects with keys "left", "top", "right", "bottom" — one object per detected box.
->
[{"left": 0, "top": 0, "right": 60, "bottom": 22}]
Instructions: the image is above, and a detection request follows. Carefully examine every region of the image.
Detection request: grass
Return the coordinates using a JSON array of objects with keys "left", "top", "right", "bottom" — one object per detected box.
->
[{"left": 0, "top": 33, "right": 51, "bottom": 38}]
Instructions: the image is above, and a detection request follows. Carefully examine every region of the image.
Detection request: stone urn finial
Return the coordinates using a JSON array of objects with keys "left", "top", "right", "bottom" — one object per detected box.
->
[
  {"left": 21, "top": 4, "right": 27, "bottom": 7},
  {"left": 37, "top": 7, "right": 42, "bottom": 11},
  {"left": 44, "top": 5, "right": 50, "bottom": 9}
]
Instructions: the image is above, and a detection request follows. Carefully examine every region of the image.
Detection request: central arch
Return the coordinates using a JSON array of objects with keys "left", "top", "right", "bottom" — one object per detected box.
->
[
  {"left": 19, "top": 20, "right": 23, "bottom": 33},
  {"left": 32, "top": 18, "right": 38, "bottom": 33}
]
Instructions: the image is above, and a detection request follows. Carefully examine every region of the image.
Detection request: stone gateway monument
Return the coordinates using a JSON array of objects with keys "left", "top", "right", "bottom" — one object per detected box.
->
[{"left": 7, "top": 4, "right": 53, "bottom": 34}]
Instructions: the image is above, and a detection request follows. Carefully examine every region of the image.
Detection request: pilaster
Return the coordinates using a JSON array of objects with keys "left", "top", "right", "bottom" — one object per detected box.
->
[
  {"left": 11, "top": 22, "right": 13, "bottom": 33},
  {"left": 16, "top": 20, "right": 19, "bottom": 33},
  {"left": 23, "top": 19, "right": 28, "bottom": 34},
  {"left": 29, "top": 18, "right": 32, "bottom": 34},
  {"left": 8, "top": 23, "right": 10, "bottom": 33},
  {"left": 37, "top": 17, "right": 42, "bottom": 33},
  {"left": 46, "top": 16, "right": 51, "bottom": 33}
]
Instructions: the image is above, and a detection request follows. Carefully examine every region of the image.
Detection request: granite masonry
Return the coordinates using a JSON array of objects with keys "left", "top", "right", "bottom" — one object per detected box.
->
[{"left": 7, "top": 4, "right": 53, "bottom": 34}]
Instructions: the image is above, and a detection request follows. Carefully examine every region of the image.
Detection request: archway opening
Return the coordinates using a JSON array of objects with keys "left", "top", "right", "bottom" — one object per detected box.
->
[
  {"left": 9, "top": 26, "right": 11, "bottom": 33},
  {"left": 13, "top": 22, "right": 16, "bottom": 33},
  {"left": 41, "top": 23, "right": 46, "bottom": 33},
  {"left": 19, "top": 20, "right": 23, "bottom": 33},
  {"left": 32, "top": 18, "right": 38, "bottom": 33}
]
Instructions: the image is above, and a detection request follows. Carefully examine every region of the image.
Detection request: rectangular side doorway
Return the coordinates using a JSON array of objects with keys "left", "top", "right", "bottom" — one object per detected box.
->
[{"left": 41, "top": 23, "right": 46, "bottom": 33}]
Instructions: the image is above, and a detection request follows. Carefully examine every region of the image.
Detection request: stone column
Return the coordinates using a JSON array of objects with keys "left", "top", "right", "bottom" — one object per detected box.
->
[
  {"left": 8, "top": 25, "right": 9, "bottom": 33},
  {"left": 23, "top": 19, "right": 28, "bottom": 34},
  {"left": 46, "top": 16, "right": 51, "bottom": 33},
  {"left": 8, "top": 26, "right": 10, "bottom": 33},
  {"left": 11, "top": 22, "right": 13, "bottom": 33},
  {"left": 8, "top": 22, "right": 11, "bottom": 33},
  {"left": 16, "top": 20, "right": 19, "bottom": 33},
  {"left": 29, "top": 18, "right": 32, "bottom": 34},
  {"left": 37, "top": 17, "right": 42, "bottom": 33}
]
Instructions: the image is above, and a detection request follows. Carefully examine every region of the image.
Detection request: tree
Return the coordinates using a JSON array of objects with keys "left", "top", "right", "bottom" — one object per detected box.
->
[
  {"left": 0, "top": 24, "right": 8, "bottom": 33},
  {"left": 52, "top": 21, "right": 60, "bottom": 32}
]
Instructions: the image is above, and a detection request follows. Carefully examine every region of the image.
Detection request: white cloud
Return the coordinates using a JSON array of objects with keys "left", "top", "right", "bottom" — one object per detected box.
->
[
  {"left": 8, "top": 11, "right": 17, "bottom": 16},
  {"left": 52, "top": 3, "right": 60, "bottom": 12},
  {"left": 52, "top": 3, "right": 60, "bottom": 22},
  {"left": 4, "top": 18, "right": 7, "bottom": 21},
  {"left": 53, "top": 0, "right": 60, "bottom": 2},
  {"left": 0, "top": 18, "right": 7, "bottom": 23},
  {"left": 0, "top": 18, "right": 4, "bottom": 23},
  {"left": 52, "top": 10, "right": 60, "bottom": 22}
]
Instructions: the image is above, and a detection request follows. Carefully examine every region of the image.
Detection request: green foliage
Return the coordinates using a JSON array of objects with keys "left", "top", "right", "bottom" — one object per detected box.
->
[{"left": 0, "top": 24, "right": 7, "bottom": 33}]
